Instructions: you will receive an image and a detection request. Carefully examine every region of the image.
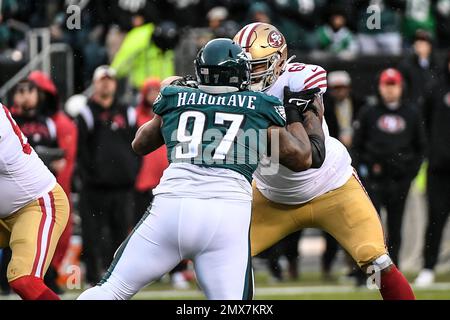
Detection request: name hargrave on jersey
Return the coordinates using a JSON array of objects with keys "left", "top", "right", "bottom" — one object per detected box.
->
[
  {"left": 176, "top": 91, "right": 258, "bottom": 110},
  {"left": 172, "top": 90, "right": 287, "bottom": 121},
  {"left": 153, "top": 86, "right": 287, "bottom": 183}
]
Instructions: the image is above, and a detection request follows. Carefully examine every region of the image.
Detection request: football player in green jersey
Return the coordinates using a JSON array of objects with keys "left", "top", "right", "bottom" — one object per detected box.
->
[{"left": 78, "top": 38, "right": 316, "bottom": 300}]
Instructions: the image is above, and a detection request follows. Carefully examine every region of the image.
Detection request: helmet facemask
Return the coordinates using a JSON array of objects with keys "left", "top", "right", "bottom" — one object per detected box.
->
[
  {"left": 248, "top": 47, "right": 287, "bottom": 92},
  {"left": 248, "top": 53, "right": 277, "bottom": 91},
  {"left": 196, "top": 64, "right": 251, "bottom": 93}
]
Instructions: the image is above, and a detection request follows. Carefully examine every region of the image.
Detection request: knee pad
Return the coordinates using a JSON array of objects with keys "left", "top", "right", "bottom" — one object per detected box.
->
[
  {"left": 355, "top": 244, "right": 389, "bottom": 268},
  {"left": 370, "top": 254, "right": 394, "bottom": 272}
]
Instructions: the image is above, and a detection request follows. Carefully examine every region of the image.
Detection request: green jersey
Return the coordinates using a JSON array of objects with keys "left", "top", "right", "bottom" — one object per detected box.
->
[{"left": 153, "top": 86, "right": 286, "bottom": 183}]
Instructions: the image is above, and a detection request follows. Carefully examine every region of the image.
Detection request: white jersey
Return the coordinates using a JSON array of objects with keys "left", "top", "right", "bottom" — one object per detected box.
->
[
  {"left": 253, "top": 63, "right": 353, "bottom": 205},
  {"left": 0, "top": 104, "right": 56, "bottom": 218},
  {"left": 153, "top": 163, "right": 253, "bottom": 202}
]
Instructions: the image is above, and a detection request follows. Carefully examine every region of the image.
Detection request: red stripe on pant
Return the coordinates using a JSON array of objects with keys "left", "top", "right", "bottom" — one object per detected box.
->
[
  {"left": 41, "top": 192, "right": 56, "bottom": 278},
  {"left": 31, "top": 197, "right": 48, "bottom": 277}
]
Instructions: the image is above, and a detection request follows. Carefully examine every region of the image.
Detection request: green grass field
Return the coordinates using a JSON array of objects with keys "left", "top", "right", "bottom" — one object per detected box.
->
[
  {"left": 123, "top": 271, "right": 450, "bottom": 300},
  {"left": 127, "top": 287, "right": 450, "bottom": 300},
  {"left": 3, "top": 271, "right": 449, "bottom": 300}
]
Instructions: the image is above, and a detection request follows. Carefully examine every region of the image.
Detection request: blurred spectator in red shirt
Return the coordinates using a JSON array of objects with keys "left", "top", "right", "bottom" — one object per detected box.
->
[
  {"left": 134, "top": 78, "right": 169, "bottom": 224},
  {"left": 28, "top": 72, "right": 78, "bottom": 201},
  {"left": 27, "top": 71, "right": 77, "bottom": 294}
]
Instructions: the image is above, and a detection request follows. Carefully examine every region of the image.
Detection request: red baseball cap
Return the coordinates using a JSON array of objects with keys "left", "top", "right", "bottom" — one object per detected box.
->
[
  {"left": 28, "top": 71, "right": 58, "bottom": 96},
  {"left": 379, "top": 68, "right": 403, "bottom": 86}
]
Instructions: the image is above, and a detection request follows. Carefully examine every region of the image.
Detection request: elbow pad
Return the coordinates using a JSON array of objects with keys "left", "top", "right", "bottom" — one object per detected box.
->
[{"left": 309, "top": 134, "right": 326, "bottom": 169}]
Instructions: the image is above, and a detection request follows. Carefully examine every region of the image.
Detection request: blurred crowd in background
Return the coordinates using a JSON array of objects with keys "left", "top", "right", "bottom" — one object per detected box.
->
[
  {"left": 1, "top": 0, "right": 449, "bottom": 91},
  {"left": 0, "top": 0, "right": 450, "bottom": 294}
]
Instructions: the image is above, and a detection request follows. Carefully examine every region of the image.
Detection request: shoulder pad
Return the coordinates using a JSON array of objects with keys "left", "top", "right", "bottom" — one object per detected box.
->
[
  {"left": 160, "top": 86, "right": 180, "bottom": 96},
  {"left": 161, "top": 86, "right": 198, "bottom": 97},
  {"left": 287, "top": 64, "right": 327, "bottom": 93}
]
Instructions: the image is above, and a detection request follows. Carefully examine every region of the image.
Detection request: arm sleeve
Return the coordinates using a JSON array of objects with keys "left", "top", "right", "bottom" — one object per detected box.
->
[
  {"left": 309, "top": 134, "right": 326, "bottom": 169},
  {"left": 153, "top": 91, "right": 169, "bottom": 116}
]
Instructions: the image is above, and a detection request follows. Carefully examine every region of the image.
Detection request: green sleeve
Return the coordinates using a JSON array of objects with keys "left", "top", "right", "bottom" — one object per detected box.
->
[
  {"left": 261, "top": 102, "right": 286, "bottom": 128},
  {"left": 259, "top": 93, "right": 287, "bottom": 127},
  {"left": 152, "top": 92, "right": 168, "bottom": 116},
  {"left": 267, "top": 104, "right": 287, "bottom": 127},
  {"left": 153, "top": 86, "right": 182, "bottom": 116}
]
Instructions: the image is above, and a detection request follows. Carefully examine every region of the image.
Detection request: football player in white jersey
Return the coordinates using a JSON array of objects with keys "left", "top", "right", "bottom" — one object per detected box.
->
[
  {"left": 0, "top": 104, "right": 69, "bottom": 300},
  {"left": 234, "top": 23, "right": 415, "bottom": 300}
]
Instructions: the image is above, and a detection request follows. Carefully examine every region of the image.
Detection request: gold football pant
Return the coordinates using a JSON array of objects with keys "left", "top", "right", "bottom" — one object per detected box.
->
[
  {"left": 0, "top": 184, "right": 70, "bottom": 282},
  {"left": 251, "top": 175, "right": 387, "bottom": 267}
]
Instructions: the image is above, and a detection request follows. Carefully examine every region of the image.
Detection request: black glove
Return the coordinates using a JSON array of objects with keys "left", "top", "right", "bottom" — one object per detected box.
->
[
  {"left": 284, "top": 87, "right": 321, "bottom": 120},
  {"left": 171, "top": 75, "right": 198, "bottom": 88}
]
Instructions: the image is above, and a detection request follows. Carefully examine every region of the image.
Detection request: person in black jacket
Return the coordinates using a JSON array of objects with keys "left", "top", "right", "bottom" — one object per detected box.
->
[
  {"left": 76, "top": 66, "right": 139, "bottom": 285},
  {"left": 398, "top": 30, "right": 441, "bottom": 109},
  {"left": 352, "top": 68, "right": 426, "bottom": 267},
  {"left": 415, "top": 52, "right": 450, "bottom": 287}
]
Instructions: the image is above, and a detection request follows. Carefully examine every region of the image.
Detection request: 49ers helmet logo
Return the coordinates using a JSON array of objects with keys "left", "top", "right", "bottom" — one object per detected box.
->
[{"left": 268, "top": 31, "right": 283, "bottom": 48}]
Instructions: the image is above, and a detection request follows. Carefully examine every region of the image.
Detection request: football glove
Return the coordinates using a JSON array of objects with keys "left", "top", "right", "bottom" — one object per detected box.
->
[
  {"left": 170, "top": 75, "right": 198, "bottom": 88},
  {"left": 284, "top": 87, "right": 321, "bottom": 118}
]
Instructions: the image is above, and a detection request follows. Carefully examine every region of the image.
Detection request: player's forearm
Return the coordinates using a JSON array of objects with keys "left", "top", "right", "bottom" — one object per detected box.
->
[
  {"left": 132, "top": 117, "right": 164, "bottom": 156},
  {"left": 302, "top": 111, "right": 326, "bottom": 168},
  {"left": 273, "top": 125, "right": 312, "bottom": 172},
  {"left": 286, "top": 122, "right": 311, "bottom": 151},
  {"left": 302, "top": 111, "right": 324, "bottom": 138}
]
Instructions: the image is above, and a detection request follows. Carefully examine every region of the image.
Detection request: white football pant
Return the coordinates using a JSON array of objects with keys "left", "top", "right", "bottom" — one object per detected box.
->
[{"left": 77, "top": 195, "right": 253, "bottom": 300}]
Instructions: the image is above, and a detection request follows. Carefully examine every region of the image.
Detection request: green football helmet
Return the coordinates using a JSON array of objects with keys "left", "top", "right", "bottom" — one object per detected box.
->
[{"left": 195, "top": 38, "right": 251, "bottom": 94}]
